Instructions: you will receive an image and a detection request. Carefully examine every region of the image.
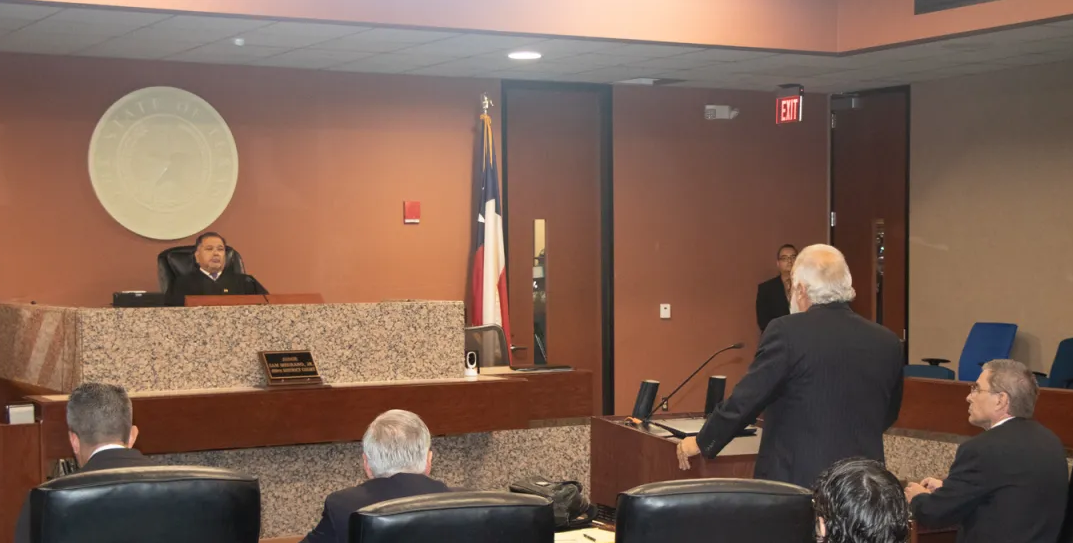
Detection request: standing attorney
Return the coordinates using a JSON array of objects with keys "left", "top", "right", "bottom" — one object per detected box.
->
[
  {"left": 755, "top": 244, "right": 797, "bottom": 332},
  {"left": 165, "top": 232, "right": 266, "bottom": 306},
  {"left": 676, "top": 244, "right": 904, "bottom": 488}
]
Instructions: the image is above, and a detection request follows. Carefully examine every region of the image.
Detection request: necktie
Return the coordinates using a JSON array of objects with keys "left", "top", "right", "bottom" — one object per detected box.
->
[{"left": 211, "top": 273, "right": 219, "bottom": 281}]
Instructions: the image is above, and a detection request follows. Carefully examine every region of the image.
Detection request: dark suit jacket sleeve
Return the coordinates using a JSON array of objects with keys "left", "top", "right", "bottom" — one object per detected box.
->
[
  {"left": 697, "top": 319, "right": 795, "bottom": 458},
  {"left": 756, "top": 284, "right": 768, "bottom": 331},
  {"left": 301, "top": 499, "right": 337, "bottom": 543},
  {"left": 885, "top": 369, "right": 903, "bottom": 429},
  {"left": 911, "top": 442, "right": 991, "bottom": 528}
]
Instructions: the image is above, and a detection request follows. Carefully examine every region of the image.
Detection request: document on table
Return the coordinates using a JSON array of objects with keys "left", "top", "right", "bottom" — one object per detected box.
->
[{"left": 555, "top": 528, "right": 615, "bottom": 542}]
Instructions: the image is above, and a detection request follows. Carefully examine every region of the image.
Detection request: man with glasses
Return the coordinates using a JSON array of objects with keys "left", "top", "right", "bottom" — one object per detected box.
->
[
  {"left": 906, "top": 359, "right": 1067, "bottom": 543},
  {"left": 755, "top": 244, "right": 798, "bottom": 332}
]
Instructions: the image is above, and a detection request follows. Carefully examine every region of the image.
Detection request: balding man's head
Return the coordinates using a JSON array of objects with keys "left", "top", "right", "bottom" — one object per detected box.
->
[{"left": 790, "top": 244, "right": 855, "bottom": 313}]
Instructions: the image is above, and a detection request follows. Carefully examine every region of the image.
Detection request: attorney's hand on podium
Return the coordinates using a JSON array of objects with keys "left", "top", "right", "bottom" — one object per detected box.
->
[
  {"left": 676, "top": 436, "right": 701, "bottom": 470},
  {"left": 921, "top": 477, "right": 944, "bottom": 491}
]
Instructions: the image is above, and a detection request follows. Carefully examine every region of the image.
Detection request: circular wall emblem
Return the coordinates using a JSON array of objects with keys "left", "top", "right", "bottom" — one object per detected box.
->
[{"left": 88, "top": 86, "right": 238, "bottom": 240}]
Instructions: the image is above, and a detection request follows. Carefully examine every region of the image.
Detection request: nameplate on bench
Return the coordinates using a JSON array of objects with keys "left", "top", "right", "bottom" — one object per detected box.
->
[{"left": 259, "top": 350, "right": 323, "bottom": 387}]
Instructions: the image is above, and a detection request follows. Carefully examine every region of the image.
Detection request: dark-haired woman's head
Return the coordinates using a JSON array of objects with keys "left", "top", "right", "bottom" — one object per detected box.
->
[{"left": 813, "top": 458, "right": 910, "bottom": 543}]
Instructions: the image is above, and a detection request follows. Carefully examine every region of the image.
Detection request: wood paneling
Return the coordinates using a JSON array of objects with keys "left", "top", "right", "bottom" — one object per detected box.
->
[
  {"left": 0, "top": 379, "right": 58, "bottom": 407},
  {"left": 590, "top": 416, "right": 756, "bottom": 507},
  {"left": 30, "top": 372, "right": 593, "bottom": 460},
  {"left": 893, "top": 377, "right": 1073, "bottom": 447},
  {"left": 0, "top": 423, "right": 41, "bottom": 543}
]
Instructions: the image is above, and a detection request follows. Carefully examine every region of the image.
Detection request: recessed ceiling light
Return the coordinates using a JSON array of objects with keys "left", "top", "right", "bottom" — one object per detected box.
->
[
  {"left": 508, "top": 51, "right": 541, "bottom": 60},
  {"left": 232, "top": 38, "right": 245, "bottom": 47}
]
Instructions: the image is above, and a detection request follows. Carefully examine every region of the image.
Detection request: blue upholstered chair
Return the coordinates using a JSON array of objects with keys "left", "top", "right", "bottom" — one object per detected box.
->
[
  {"left": 1035, "top": 338, "right": 1073, "bottom": 389},
  {"left": 904, "top": 364, "right": 955, "bottom": 380},
  {"left": 921, "top": 322, "right": 1017, "bottom": 382}
]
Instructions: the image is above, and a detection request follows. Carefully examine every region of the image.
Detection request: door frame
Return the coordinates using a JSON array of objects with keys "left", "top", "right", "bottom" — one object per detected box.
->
[
  {"left": 500, "top": 80, "right": 616, "bottom": 415},
  {"left": 828, "top": 85, "right": 911, "bottom": 359}
]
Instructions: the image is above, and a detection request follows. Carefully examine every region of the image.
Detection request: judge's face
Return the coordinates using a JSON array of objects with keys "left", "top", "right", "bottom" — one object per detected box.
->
[{"left": 195, "top": 236, "right": 226, "bottom": 274}]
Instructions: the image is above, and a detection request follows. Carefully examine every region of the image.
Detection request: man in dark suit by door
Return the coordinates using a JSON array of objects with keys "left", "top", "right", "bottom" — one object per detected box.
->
[
  {"left": 14, "top": 383, "right": 153, "bottom": 543},
  {"left": 906, "top": 360, "right": 1068, "bottom": 543},
  {"left": 165, "top": 232, "right": 265, "bottom": 306},
  {"left": 676, "top": 244, "right": 904, "bottom": 488},
  {"left": 302, "top": 410, "right": 450, "bottom": 543},
  {"left": 755, "top": 244, "right": 797, "bottom": 332}
]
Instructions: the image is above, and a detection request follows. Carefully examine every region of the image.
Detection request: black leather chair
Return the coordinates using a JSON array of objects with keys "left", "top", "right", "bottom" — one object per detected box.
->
[
  {"left": 29, "top": 466, "right": 261, "bottom": 543},
  {"left": 616, "top": 478, "right": 814, "bottom": 543},
  {"left": 157, "top": 245, "right": 245, "bottom": 292},
  {"left": 349, "top": 491, "right": 554, "bottom": 543}
]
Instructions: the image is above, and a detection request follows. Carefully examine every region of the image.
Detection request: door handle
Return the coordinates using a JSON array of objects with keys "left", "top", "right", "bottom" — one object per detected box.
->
[{"left": 510, "top": 345, "right": 528, "bottom": 352}]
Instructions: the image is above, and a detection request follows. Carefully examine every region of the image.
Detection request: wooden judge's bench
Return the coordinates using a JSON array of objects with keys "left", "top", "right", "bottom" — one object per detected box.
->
[{"left": 0, "top": 297, "right": 595, "bottom": 542}]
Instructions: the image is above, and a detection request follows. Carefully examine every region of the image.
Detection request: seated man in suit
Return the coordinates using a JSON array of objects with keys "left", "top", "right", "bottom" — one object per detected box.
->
[
  {"left": 813, "top": 458, "right": 910, "bottom": 543},
  {"left": 164, "top": 232, "right": 265, "bottom": 306},
  {"left": 677, "top": 244, "right": 904, "bottom": 488},
  {"left": 905, "top": 359, "right": 1068, "bottom": 543},
  {"left": 14, "top": 383, "right": 153, "bottom": 543},
  {"left": 756, "top": 244, "right": 797, "bottom": 332},
  {"left": 302, "top": 410, "right": 450, "bottom": 543}
]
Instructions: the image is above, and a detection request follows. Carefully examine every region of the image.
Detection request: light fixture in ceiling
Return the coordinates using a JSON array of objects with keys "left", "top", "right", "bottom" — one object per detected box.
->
[
  {"left": 232, "top": 38, "right": 245, "bottom": 47},
  {"left": 508, "top": 51, "right": 542, "bottom": 60}
]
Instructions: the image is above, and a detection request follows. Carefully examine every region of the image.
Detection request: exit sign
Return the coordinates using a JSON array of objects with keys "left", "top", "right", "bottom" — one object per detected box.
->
[{"left": 777, "top": 95, "right": 803, "bottom": 124}]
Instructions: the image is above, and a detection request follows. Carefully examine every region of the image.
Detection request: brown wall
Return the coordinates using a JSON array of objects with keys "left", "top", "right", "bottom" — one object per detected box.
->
[
  {"left": 0, "top": 53, "right": 497, "bottom": 307},
  {"left": 46, "top": 0, "right": 839, "bottom": 52},
  {"left": 839, "top": 0, "right": 1073, "bottom": 51},
  {"left": 612, "top": 86, "right": 829, "bottom": 415},
  {"left": 909, "top": 59, "right": 1073, "bottom": 376}
]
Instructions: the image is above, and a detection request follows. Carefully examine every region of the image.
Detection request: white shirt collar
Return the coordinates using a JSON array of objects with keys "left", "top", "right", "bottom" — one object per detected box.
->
[
  {"left": 88, "top": 444, "right": 127, "bottom": 460},
  {"left": 200, "top": 268, "right": 221, "bottom": 281},
  {"left": 989, "top": 416, "right": 1015, "bottom": 430}
]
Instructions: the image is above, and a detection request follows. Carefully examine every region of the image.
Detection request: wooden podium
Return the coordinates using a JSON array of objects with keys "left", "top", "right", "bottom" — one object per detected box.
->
[
  {"left": 184, "top": 293, "right": 325, "bottom": 306},
  {"left": 590, "top": 415, "right": 759, "bottom": 507}
]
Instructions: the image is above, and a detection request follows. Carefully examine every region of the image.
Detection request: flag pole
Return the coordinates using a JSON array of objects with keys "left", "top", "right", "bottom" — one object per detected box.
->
[{"left": 481, "top": 92, "right": 493, "bottom": 115}]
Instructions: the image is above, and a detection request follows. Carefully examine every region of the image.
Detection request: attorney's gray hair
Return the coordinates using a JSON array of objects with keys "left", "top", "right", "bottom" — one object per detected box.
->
[
  {"left": 362, "top": 409, "right": 431, "bottom": 478},
  {"left": 792, "top": 244, "right": 856, "bottom": 305}
]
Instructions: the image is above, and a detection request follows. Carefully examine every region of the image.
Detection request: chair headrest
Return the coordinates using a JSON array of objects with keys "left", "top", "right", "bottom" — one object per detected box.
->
[
  {"left": 616, "top": 478, "right": 814, "bottom": 543},
  {"left": 350, "top": 491, "right": 554, "bottom": 543},
  {"left": 31, "top": 466, "right": 261, "bottom": 543}
]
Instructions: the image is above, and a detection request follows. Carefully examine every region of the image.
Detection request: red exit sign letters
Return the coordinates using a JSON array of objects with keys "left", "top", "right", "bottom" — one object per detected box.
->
[{"left": 777, "top": 95, "right": 803, "bottom": 124}]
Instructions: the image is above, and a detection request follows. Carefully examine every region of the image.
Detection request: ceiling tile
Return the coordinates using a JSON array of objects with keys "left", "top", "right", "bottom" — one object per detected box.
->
[
  {"left": 77, "top": 37, "right": 204, "bottom": 59},
  {"left": 668, "top": 49, "right": 776, "bottom": 63},
  {"left": 150, "top": 14, "right": 273, "bottom": 33},
  {"left": 231, "top": 21, "right": 365, "bottom": 48},
  {"left": 0, "top": 30, "right": 110, "bottom": 54},
  {"left": 671, "top": 65, "right": 746, "bottom": 82},
  {"left": 561, "top": 52, "right": 653, "bottom": 67},
  {"left": 410, "top": 56, "right": 517, "bottom": 73},
  {"left": 625, "top": 55, "right": 726, "bottom": 70},
  {"left": 328, "top": 59, "right": 412, "bottom": 74},
  {"left": 405, "top": 64, "right": 485, "bottom": 77},
  {"left": 747, "top": 64, "right": 846, "bottom": 78},
  {"left": 1044, "top": 18, "right": 1073, "bottom": 29},
  {"left": 249, "top": 49, "right": 373, "bottom": 69},
  {"left": 21, "top": 17, "right": 155, "bottom": 38},
  {"left": 596, "top": 43, "right": 703, "bottom": 58},
  {"left": 984, "top": 24, "right": 1073, "bottom": 42},
  {"left": 489, "top": 70, "right": 564, "bottom": 81},
  {"left": 166, "top": 42, "right": 289, "bottom": 64},
  {"left": 571, "top": 66, "right": 664, "bottom": 83},
  {"left": 47, "top": 7, "right": 170, "bottom": 26},
  {"left": 513, "top": 38, "right": 620, "bottom": 59},
  {"left": 494, "top": 59, "right": 598, "bottom": 75},
  {"left": 327, "top": 52, "right": 454, "bottom": 73},
  {"left": 0, "top": 3, "right": 61, "bottom": 20},
  {"left": 351, "top": 27, "right": 458, "bottom": 44},
  {"left": 395, "top": 34, "right": 545, "bottom": 57}
]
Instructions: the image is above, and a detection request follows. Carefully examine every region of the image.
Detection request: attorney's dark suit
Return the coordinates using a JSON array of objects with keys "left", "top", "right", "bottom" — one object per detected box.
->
[
  {"left": 911, "top": 418, "right": 1068, "bottom": 543},
  {"left": 164, "top": 269, "right": 264, "bottom": 306},
  {"left": 302, "top": 473, "right": 450, "bottom": 543},
  {"left": 697, "top": 302, "right": 903, "bottom": 488},
  {"left": 14, "top": 448, "right": 154, "bottom": 543},
  {"left": 755, "top": 276, "right": 790, "bottom": 332}
]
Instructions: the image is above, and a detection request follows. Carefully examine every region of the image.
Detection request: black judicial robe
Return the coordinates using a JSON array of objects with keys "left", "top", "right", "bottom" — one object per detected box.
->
[{"left": 165, "top": 269, "right": 265, "bottom": 306}]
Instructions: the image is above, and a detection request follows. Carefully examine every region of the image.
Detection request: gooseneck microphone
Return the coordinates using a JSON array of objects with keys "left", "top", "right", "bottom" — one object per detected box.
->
[{"left": 643, "top": 342, "right": 745, "bottom": 423}]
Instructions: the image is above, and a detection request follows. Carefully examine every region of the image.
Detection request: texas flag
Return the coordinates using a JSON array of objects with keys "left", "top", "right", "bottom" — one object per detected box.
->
[{"left": 470, "top": 111, "right": 512, "bottom": 356}]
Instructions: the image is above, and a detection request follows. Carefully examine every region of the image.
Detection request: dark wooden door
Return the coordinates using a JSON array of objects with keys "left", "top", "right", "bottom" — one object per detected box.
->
[{"left": 831, "top": 88, "right": 909, "bottom": 349}]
